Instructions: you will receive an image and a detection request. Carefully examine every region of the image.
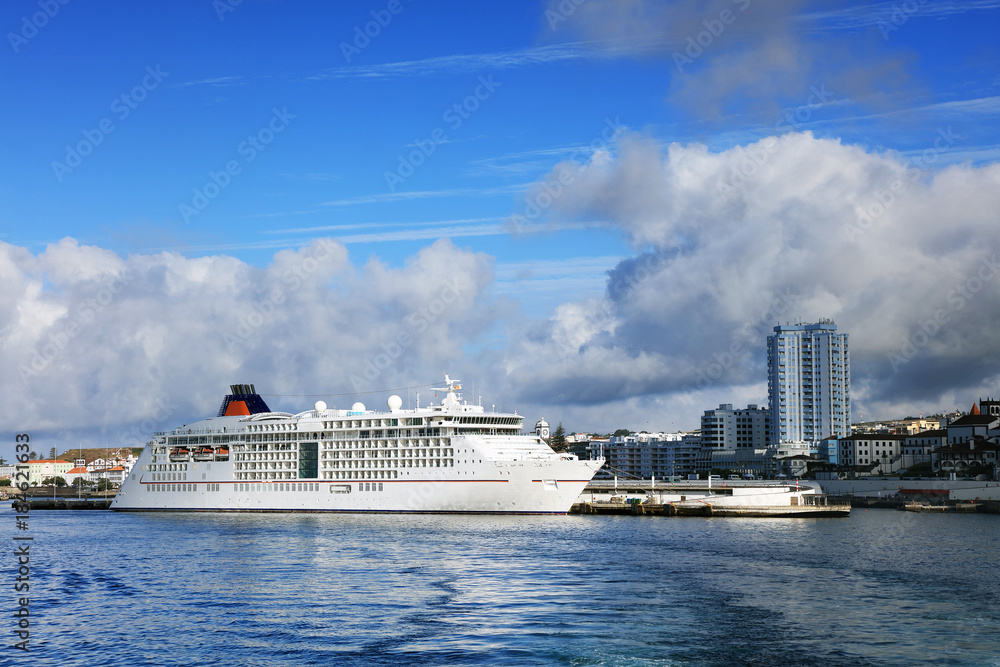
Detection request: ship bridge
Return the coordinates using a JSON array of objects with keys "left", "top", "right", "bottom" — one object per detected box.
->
[{"left": 468, "top": 434, "right": 573, "bottom": 462}]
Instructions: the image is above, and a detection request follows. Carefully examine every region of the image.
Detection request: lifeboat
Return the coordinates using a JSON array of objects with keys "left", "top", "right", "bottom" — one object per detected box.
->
[
  {"left": 192, "top": 446, "right": 215, "bottom": 462},
  {"left": 169, "top": 447, "right": 191, "bottom": 462},
  {"left": 215, "top": 446, "right": 230, "bottom": 461}
]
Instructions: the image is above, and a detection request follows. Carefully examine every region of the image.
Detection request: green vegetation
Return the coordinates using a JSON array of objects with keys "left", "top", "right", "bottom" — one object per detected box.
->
[
  {"left": 41, "top": 476, "right": 67, "bottom": 487},
  {"left": 550, "top": 423, "right": 567, "bottom": 451},
  {"left": 55, "top": 447, "right": 142, "bottom": 463}
]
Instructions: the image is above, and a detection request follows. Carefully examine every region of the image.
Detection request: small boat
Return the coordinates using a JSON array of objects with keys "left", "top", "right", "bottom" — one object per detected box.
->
[
  {"left": 192, "top": 446, "right": 215, "bottom": 462},
  {"left": 169, "top": 447, "right": 190, "bottom": 462},
  {"left": 214, "top": 446, "right": 230, "bottom": 461}
]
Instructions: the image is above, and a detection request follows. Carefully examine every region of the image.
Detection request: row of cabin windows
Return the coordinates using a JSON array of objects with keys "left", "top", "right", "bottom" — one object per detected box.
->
[
  {"left": 328, "top": 459, "right": 454, "bottom": 469},
  {"left": 151, "top": 472, "right": 187, "bottom": 481}
]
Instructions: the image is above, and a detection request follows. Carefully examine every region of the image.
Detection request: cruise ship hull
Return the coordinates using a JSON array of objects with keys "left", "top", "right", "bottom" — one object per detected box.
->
[
  {"left": 111, "top": 381, "right": 603, "bottom": 514},
  {"left": 112, "top": 451, "right": 599, "bottom": 514}
]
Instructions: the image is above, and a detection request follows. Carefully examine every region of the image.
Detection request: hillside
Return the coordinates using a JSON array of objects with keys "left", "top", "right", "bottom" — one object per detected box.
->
[{"left": 54, "top": 448, "right": 143, "bottom": 464}]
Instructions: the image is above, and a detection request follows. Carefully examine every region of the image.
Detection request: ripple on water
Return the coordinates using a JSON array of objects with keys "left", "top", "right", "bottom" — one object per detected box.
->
[{"left": 19, "top": 510, "right": 1000, "bottom": 666}]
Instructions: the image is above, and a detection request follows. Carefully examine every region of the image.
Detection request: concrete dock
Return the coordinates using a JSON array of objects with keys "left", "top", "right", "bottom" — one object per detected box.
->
[{"left": 9, "top": 497, "right": 113, "bottom": 510}]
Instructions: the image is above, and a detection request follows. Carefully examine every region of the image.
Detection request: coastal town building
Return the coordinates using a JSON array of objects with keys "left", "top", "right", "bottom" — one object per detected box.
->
[
  {"left": 946, "top": 408, "right": 999, "bottom": 445},
  {"left": 766, "top": 441, "right": 817, "bottom": 478},
  {"left": 587, "top": 432, "right": 703, "bottom": 479},
  {"left": 700, "top": 404, "right": 772, "bottom": 450},
  {"left": 767, "top": 319, "right": 851, "bottom": 444},
  {"left": 64, "top": 466, "right": 90, "bottom": 486},
  {"left": 902, "top": 429, "right": 947, "bottom": 468},
  {"left": 837, "top": 434, "right": 906, "bottom": 474},
  {"left": 818, "top": 436, "right": 840, "bottom": 465},
  {"left": 25, "top": 459, "right": 72, "bottom": 485},
  {"left": 87, "top": 466, "right": 126, "bottom": 485},
  {"left": 978, "top": 398, "right": 1000, "bottom": 417},
  {"left": 933, "top": 439, "right": 1000, "bottom": 476}
]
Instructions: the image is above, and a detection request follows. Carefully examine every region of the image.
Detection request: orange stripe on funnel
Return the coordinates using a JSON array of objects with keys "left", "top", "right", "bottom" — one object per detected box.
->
[{"left": 224, "top": 400, "right": 250, "bottom": 416}]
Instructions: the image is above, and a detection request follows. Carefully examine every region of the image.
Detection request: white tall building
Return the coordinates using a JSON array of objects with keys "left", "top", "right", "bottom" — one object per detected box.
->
[
  {"left": 700, "top": 404, "right": 772, "bottom": 449},
  {"left": 767, "top": 319, "right": 850, "bottom": 444}
]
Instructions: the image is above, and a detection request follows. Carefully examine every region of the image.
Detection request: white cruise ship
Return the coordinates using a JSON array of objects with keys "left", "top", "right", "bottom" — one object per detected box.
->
[{"left": 111, "top": 377, "right": 603, "bottom": 514}]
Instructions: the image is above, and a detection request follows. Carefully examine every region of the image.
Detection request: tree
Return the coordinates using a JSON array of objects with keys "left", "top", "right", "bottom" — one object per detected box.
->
[
  {"left": 42, "top": 476, "right": 67, "bottom": 487},
  {"left": 72, "top": 477, "right": 90, "bottom": 488},
  {"left": 612, "top": 428, "right": 631, "bottom": 438},
  {"left": 0, "top": 479, "right": 10, "bottom": 487},
  {"left": 49, "top": 446, "right": 57, "bottom": 460},
  {"left": 97, "top": 478, "right": 113, "bottom": 492},
  {"left": 0, "top": 457, "right": 7, "bottom": 465},
  {"left": 29, "top": 450, "right": 38, "bottom": 461},
  {"left": 550, "top": 423, "right": 567, "bottom": 451}
]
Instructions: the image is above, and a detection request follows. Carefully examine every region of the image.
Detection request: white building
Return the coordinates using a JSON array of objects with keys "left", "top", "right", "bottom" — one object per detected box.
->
[
  {"left": 64, "top": 466, "right": 90, "bottom": 486},
  {"left": 87, "top": 466, "right": 126, "bottom": 485},
  {"left": 700, "top": 403, "right": 772, "bottom": 450},
  {"left": 590, "top": 432, "right": 702, "bottom": 479},
  {"left": 767, "top": 319, "right": 850, "bottom": 444},
  {"left": 766, "top": 441, "right": 816, "bottom": 478},
  {"left": 26, "top": 459, "right": 73, "bottom": 485},
  {"left": 946, "top": 410, "right": 999, "bottom": 445},
  {"left": 838, "top": 434, "right": 906, "bottom": 474},
  {"left": 901, "top": 429, "right": 947, "bottom": 468}
]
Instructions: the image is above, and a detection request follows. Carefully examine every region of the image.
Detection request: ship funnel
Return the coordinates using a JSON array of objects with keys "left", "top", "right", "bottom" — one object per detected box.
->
[{"left": 218, "top": 383, "right": 271, "bottom": 416}]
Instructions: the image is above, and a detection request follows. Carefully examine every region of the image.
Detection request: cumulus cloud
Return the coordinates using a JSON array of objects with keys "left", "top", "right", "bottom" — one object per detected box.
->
[
  {"left": 4, "top": 133, "right": 999, "bottom": 445},
  {"left": 1, "top": 238, "right": 497, "bottom": 447},
  {"left": 503, "top": 131, "right": 1000, "bottom": 422}
]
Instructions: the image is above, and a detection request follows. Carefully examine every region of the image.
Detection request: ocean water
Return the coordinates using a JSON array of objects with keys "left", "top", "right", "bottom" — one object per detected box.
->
[{"left": 8, "top": 509, "right": 1000, "bottom": 666}]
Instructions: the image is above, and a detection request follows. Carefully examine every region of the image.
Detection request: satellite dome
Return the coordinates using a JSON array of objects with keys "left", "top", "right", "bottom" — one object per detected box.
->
[
  {"left": 387, "top": 395, "right": 403, "bottom": 412},
  {"left": 314, "top": 400, "right": 327, "bottom": 413},
  {"left": 351, "top": 402, "right": 366, "bottom": 413}
]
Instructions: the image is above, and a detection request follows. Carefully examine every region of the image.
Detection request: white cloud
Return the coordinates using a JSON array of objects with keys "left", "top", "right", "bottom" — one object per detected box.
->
[
  {"left": 546, "top": 0, "right": 916, "bottom": 116},
  {"left": 4, "top": 133, "right": 999, "bottom": 446},
  {"left": 313, "top": 42, "right": 610, "bottom": 80},
  {"left": 503, "top": 131, "right": 1000, "bottom": 422},
  {"left": 1, "top": 238, "right": 497, "bottom": 446}
]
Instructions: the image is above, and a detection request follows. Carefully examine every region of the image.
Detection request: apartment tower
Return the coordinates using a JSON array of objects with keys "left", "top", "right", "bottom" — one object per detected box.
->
[{"left": 767, "top": 319, "right": 850, "bottom": 444}]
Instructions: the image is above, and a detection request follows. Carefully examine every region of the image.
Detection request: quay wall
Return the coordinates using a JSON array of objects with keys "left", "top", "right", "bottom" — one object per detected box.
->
[{"left": 816, "top": 479, "right": 1000, "bottom": 501}]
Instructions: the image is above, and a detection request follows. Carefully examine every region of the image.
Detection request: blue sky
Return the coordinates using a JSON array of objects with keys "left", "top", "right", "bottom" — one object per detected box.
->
[{"left": 2, "top": 0, "right": 1000, "bottom": 456}]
